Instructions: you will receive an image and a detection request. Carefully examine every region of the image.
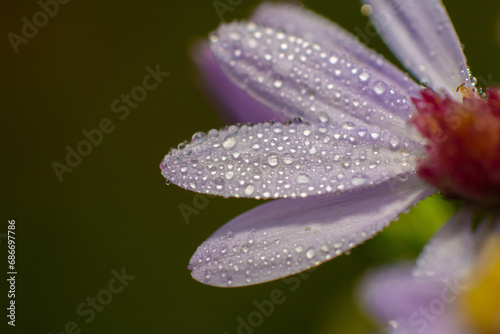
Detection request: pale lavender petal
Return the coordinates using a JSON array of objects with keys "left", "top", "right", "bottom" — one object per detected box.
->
[
  {"left": 251, "top": 3, "right": 420, "bottom": 98},
  {"left": 161, "top": 120, "right": 423, "bottom": 199},
  {"left": 413, "top": 206, "right": 476, "bottom": 282},
  {"left": 360, "top": 207, "right": 481, "bottom": 334},
  {"left": 189, "top": 175, "right": 434, "bottom": 287},
  {"left": 361, "top": 265, "right": 471, "bottom": 334},
  {"left": 191, "top": 42, "right": 285, "bottom": 124},
  {"left": 210, "top": 21, "right": 423, "bottom": 142},
  {"left": 361, "top": 265, "right": 443, "bottom": 327},
  {"left": 364, "top": 0, "right": 472, "bottom": 97}
]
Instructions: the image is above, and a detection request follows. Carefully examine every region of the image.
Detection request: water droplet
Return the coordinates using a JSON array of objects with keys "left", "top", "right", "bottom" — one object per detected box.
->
[
  {"left": 351, "top": 173, "right": 369, "bottom": 186},
  {"left": 246, "top": 37, "right": 258, "bottom": 49},
  {"left": 397, "top": 174, "right": 409, "bottom": 182},
  {"left": 306, "top": 247, "right": 316, "bottom": 259},
  {"left": 358, "top": 71, "right": 370, "bottom": 82},
  {"left": 295, "top": 245, "right": 304, "bottom": 253},
  {"left": 329, "top": 55, "right": 339, "bottom": 64},
  {"left": 297, "top": 174, "right": 311, "bottom": 183},
  {"left": 318, "top": 112, "right": 330, "bottom": 123},
  {"left": 251, "top": 140, "right": 261, "bottom": 150},
  {"left": 209, "top": 33, "right": 219, "bottom": 43},
  {"left": 214, "top": 178, "right": 225, "bottom": 191},
  {"left": 373, "top": 81, "right": 388, "bottom": 96},
  {"left": 342, "top": 122, "right": 356, "bottom": 130},
  {"left": 370, "top": 131, "right": 381, "bottom": 140},
  {"left": 191, "top": 132, "right": 207, "bottom": 145},
  {"left": 244, "top": 184, "right": 255, "bottom": 196},
  {"left": 273, "top": 75, "right": 284, "bottom": 89},
  {"left": 222, "top": 135, "right": 236, "bottom": 150},
  {"left": 333, "top": 241, "right": 343, "bottom": 249},
  {"left": 389, "top": 135, "right": 400, "bottom": 150},
  {"left": 267, "top": 154, "right": 279, "bottom": 167},
  {"left": 282, "top": 153, "right": 294, "bottom": 165}
]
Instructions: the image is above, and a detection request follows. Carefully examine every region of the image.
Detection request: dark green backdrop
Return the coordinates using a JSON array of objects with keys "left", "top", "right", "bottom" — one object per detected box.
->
[{"left": 1, "top": 0, "right": 499, "bottom": 333}]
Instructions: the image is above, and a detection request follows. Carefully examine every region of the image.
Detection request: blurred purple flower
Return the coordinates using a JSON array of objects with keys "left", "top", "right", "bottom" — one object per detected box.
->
[
  {"left": 160, "top": 0, "right": 499, "bottom": 287},
  {"left": 360, "top": 209, "right": 500, "bottom": 333}
]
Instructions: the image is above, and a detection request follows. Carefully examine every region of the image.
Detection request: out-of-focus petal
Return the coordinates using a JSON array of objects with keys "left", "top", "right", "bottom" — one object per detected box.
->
[
  {"left": 189, "top": 175, "right": 434, "bottom": 287},
  {"left": 364, "top": 0, "right": 472, "bottom": 98},
  {"left": 191, "top": 42, "right": 285, "bottom": 124},
  {"left": 361, "top": 267, "right": 472, "bottom": 334},
  {"left": 361, "top": 265, "right": 445, "bottom": 328},
  {"left": 251, "top": 3, "right": 420, "bottom": 98},
  {"left": 360, "top": 207, "right": 483, "bottom": 334},
  {"left": 210, "top": 21, "right": 423, "bottom": 141},
  {"left": 413, "top": 206, "right": 476, "bottom": 281},
  {"left": 161, "top": 120, "right": 423, "bottom": 199}
]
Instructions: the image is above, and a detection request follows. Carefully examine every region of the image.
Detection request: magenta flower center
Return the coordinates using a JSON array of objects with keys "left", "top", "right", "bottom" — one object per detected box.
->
[{"left": 412, "top": 87, "right": 500, "bottom": 206}]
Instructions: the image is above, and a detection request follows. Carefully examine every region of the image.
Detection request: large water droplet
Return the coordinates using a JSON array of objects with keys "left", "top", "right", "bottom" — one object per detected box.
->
[
  {"left": 373, "top": 81, "right": 388, "bottom": 96},
  {"left": 244, "top": 184, "right": 255, "bottom": 196},
  {"left": 297, "top": 174, "right": 311, "bottom": 184},
  {"left": 267, "top": 154, "right": 279, "bottom": 167},
  {"left": 191, "top": 132, "right": 207, "bottom": 145},
  {"left": 351, "top": 173, "right": 369, "bottom": 186},
  {"left": 222, "top": 135, "right": 237, "bottom": 150},
  {"left": 389, "top": 135, "right": 400, "bottom": 150},
  {"left": 318, "top": 112, "right": 330, "bottom": 124},
  {"left": 282, "top": 153, "right": 294, "bottom": 165},
  {"left": 342, "top": 122, "right": 356, "bottom": 130},
  {"left": 358, "top": 71, "right": 370, "bottom": 82},
  {"left": 306, "top": 247, "right": 316, "bottom": 259}
]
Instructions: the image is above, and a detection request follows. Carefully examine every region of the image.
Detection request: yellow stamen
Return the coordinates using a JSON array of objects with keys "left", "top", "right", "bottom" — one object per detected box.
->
[{"left": 456, "top": 83, "right": 477, "bottom": 99}]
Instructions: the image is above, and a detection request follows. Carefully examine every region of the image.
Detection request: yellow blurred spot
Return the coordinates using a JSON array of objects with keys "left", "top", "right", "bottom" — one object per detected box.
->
[{"left": 462, "top": 236, "right": 500, "bottom": 334}]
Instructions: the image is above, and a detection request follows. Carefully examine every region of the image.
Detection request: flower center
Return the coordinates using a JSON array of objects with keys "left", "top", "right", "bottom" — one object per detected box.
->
[
  {"left": 412, "top": 87, "right": 500, "bottom": 206},
  {"left": 461, "top": 236, "right": 500, "bottom": 334}
]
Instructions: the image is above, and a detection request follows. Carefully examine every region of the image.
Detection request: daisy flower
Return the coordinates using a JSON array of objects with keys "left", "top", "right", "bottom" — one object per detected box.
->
[{"left": 160, "top": 0, "right": 500, "bottom": 287}]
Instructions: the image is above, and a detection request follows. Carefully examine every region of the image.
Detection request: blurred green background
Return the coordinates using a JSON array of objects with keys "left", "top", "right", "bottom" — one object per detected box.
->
[{"left": 1, "top": 0, "right": 499, "bottom": 333}]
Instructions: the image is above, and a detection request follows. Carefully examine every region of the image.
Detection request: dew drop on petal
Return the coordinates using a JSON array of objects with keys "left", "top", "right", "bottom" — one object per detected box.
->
[
  {"left": 306, "top": 247, "right": 316, "bottom": 259},
  {"left": 373, "top": 81, "right": 388, "bottom": 96},
  {"left": 329, "top": 55, "right": 339, "bottom": 65},
  {"left": 244, "top": 184, "right": 255, "bottom": 196},
  {"left": 297, "top": 174, "right": 311, "bottom": 184},
  {"left": 389, "top": 135, "right": 400, "bottom": 150},
  {"left": 282, "top": 153, "right": 294, "bottom": 165},
  {"left": 267, "top": 154, "right": 279, "bottom": 167},
  {"left": 358, "top": 71, "right": 370, "bottom": 82},
  {"left": 222, "top": 135, "right": 237, "bottom": 150},
  {"left": 351, "top": 173, "right": 369, "bottom": 186},
  {"left": 318, "top": 112, "right": 330, "bottom": 124},
  {"left": 342, "top": 122, "right": 356, "bottom": 130},
  {"left": 273, "top": 75, "right": 284, "bottom": 89}
]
